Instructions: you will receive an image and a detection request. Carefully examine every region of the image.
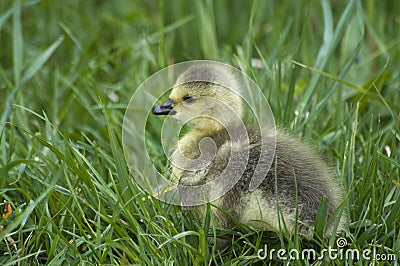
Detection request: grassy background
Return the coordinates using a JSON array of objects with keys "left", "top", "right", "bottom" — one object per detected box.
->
[{"left": 1, "top": 0, "right": 399, "bottom": 264}]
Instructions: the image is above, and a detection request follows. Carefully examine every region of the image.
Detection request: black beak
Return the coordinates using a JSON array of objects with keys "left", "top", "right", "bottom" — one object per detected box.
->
[{"left": 152, "top": 99, "right": 176, "bottom": 115}]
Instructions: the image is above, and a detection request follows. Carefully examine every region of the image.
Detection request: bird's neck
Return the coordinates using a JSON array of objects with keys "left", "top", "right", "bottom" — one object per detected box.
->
[{"left": 177, "top": 127, "right": 227, "bottom": 159}]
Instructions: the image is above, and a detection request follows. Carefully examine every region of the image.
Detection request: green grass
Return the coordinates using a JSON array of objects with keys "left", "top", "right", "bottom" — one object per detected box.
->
[{"left": 1, "top": 0, "right": 399, "bottom": 265}]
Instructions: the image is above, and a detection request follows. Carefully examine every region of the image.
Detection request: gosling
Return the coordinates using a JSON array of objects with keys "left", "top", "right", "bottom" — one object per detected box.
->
[{"left": 152, "top": 63, "right": 346, "bottom": 238}]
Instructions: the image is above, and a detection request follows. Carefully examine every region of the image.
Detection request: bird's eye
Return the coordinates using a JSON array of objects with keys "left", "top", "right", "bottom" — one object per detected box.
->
[{"left": 183, "top": 96, "right": 194, "bottom": 103}]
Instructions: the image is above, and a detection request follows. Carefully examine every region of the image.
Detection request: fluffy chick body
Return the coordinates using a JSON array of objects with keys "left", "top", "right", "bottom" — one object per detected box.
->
[{"left": 153, "top": 63, "right": 346, "bottom": 237}]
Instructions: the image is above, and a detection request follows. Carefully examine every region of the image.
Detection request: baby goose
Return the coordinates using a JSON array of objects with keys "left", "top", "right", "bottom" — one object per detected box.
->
[{"left": 152, "top": 63, "right": 346, "bottom": 238}]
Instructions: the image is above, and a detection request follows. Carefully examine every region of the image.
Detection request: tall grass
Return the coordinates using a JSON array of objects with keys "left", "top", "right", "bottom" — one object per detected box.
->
[{"left": 0, "top": 0, "right": 399, "bottom": 264}]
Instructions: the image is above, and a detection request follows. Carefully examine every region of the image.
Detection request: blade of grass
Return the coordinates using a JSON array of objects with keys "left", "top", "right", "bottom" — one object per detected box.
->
[
  {"left": 314, "top": 196, "right": 329, "bottom": 238},
  {"left": 12, "top": 0, "right": 22, "bottom": 88},
  {"left": 196, "top": 0, "right": 218, "bottom": 59},
  {"left": 21, "top": 35, "right": 64, "bottom": 85},
  {"left": 98, "top": 94, "right": 132, "bottom": 203},
  {"left": 298, "top": 0, "right": 357, "bottom": 113}
]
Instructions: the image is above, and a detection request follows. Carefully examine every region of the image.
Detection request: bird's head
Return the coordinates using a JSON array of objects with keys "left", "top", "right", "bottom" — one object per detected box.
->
[{"left": 152, "top": 64, "right": 244, "bottom": 132}]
